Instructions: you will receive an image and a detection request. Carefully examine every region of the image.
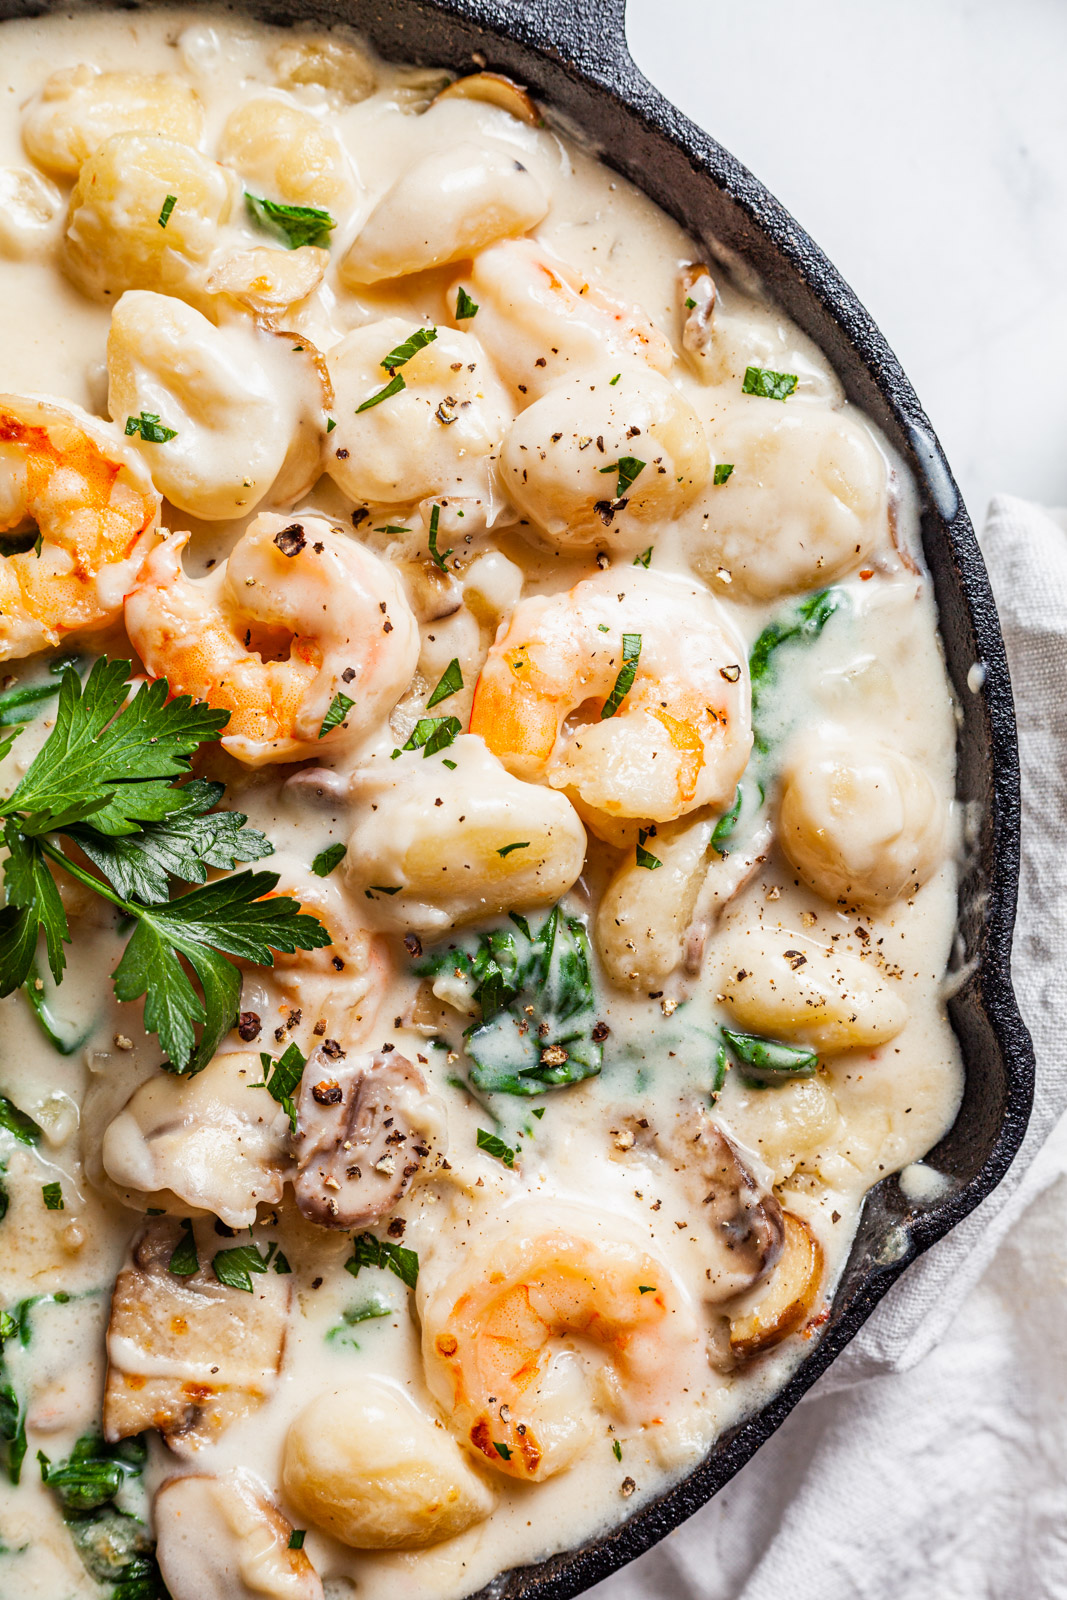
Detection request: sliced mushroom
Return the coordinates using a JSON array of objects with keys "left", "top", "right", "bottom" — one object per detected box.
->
[
  {"left": 613, "top": 1101, "right": 783, "bottom": 1302},
  {"left": 681, "top": 262, "right": 717, "bottom": 376},
  {"left": 290, "top": 1049, "right": 445, "bottom": 1229},
  {"left": 156, "top": 1470, "right": 323, "bottom": 1600},
  {"left": 729, "top": 1211, "right": 825, "bottom": 1361},
  {"left": 397, "top": 558, "right": 463, "bottom": 623},
  {"left": 103, "top": 1218, "right": 289, "bottom": 1455},
  {"left": 100, "top": 1051, "right": 290, "bottom": 1229},
  {"left": 435, "top": 71, "right": 540, "bottom": 125}
]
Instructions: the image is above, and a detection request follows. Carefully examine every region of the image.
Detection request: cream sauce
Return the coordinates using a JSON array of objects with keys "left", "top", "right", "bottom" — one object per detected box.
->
[{"left": 0, "top": 10, "right": 963, "bottom": 1598}]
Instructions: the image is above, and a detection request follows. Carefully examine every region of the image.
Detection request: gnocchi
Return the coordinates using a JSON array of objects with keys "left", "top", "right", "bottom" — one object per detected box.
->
[
  {"left": 218, "top": 96, "right": 353, "bottom": 209},
  {"left": 23, "top": 66, "right": 203, "bottom": 176}
]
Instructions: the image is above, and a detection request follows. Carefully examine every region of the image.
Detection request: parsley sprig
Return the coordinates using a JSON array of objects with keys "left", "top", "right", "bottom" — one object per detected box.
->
[{"left": 0, "top": 659, "right": 329, "bottom": 1073}]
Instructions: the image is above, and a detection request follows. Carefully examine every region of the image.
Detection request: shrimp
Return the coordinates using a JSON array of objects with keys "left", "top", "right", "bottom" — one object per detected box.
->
[
  {"left": 0, "top": 394, "right": 159, "bottom": 660},
  {"left": 469, "top": 567, "right": 751, "bottom": 825},
  {"left": 420, "top": 1212, "right": 705, "bottom": 1482},
  {"left": 452, "top": 238, "right": 673, "bottom": 402},
  {"left": 124, "top": 512, "right": 419, "bottom": 766}
]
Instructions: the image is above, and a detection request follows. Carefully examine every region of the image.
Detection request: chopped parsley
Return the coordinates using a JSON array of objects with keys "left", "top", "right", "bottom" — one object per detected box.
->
[
  {"left": 493, "top": 1440, "right": 512, "bottom": 1461},
  {"left": 609, "top": 372, "right": 621, "bottom": 385},
  {"left": 157, "top": 194, "right": 176, "bottom": 229},
  {"left": 601, "top": 632, "right": 642, "bottom": 719},
  {"left": 167, "top": 1219, "right": 199, "bottom": 1277},
  {"left": 455, "top": 286, "right": 479, "bottom": 319},
  {"left": 713, "top": 462, "right": 735, "bottom": 485},
  {"left": 635, "top": 828, "right": 661, "bottom": 870},
  {"left": 124, "top": 411, "right": 177, "bottom": 444},
  {"left": 326, "top": 417, "right": 337, "bottom": 433},
  {"left": 248, "top": 1042, "right": 305, "bottom": 1132},
  {"left": 742, "top": 365, "right": 798, "bottom": 401},
  {"left": 394, "top": 714, "right": 462, "bottom": 759},
  {"left": 311, "top": 842, "right": 347, "bottom": 878},
  {"left": 476, "top": 1128, "right": 516, "bottom": 1167},
  {"left": 496, "top": 841, "right": 529, "bottom": 858},
  {"left": 212, "top": 1242, "right": 276, "bottom": 1293},
  {"left": 356, "top": 372, "right": 406, "bottom": 412},
  {"left": 245, "top": 192, "right": 335, "bottom": 249},
  {"left": 415, "top": 905, "right": 602, "bottom": 1097},
  {"left": 638, "top": 1285, "right": 657, "bottom": 1294},
  {"left": 427, "top": 658, "right": 463, "bottom": 708},
  {"left": 427, "top": 503, "right": 453, "bottom": 571},
  {"left": 345, "top": 1232, "right": 419, "bottom": 1290},
  {"left": 326, "top": 1294, "right": 392, "bottom": 1346},
  {"left": 612, "top": 1438, "right": 623, "bottom": 1460},
  {"left": 41, "top": 1182, "right": 63, "bottom": 1211},
  {"left": 318, "top": 691, "right": 354, "bottom": 738},
  {"left": 273, "top": 1250, "right": 292, "bottom": 1275},
  {"left": 633, "top": 547, "right": 652, "bottom": 568},
  {"left": 288, "top": 1530, "right": 306, "bottom": 1550},
  {"left": 685, "top": 296, "right": 696, "bottom": 309},
  {"left": 381, "top": 326, "right": 437, "bottom": 373},
  {"left": 375, "top": 524, "right": 410, "bottom": 535},
  {"left": 598, "top": 455, "right": 645, "bottom": 497}
]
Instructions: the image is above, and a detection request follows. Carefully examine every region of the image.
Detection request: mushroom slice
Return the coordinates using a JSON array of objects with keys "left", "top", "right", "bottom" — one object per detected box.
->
[
  {"left": 103, "top": 1218, "right": 289, "bottom": 1455},
  {"left": 290, "top": 1049, "right": 444, "bottom": 1229},
  {"left": 156, "top": 1470, "right": 323, "bottom": 1600},
  {"left": 680, "top": 262, "right": 717, "bottom": 377},
  {"left": 100, "top": 1051, "right": 290, "bottom": 1229},
  {"left": 435, "top": 71, "right": 540, "bottom": 125},
  {"left": 729, "top": 1211, "right": 825, "bottom": 1361}
]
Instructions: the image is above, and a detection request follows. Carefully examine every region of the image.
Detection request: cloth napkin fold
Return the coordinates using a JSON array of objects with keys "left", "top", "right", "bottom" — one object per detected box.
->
[{"left": 597, "top": 494, "right": 1067, "bottom": 1600}]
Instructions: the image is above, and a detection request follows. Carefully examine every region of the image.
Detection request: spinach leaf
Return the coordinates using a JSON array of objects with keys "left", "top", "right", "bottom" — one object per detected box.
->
[
  {"left": 415, "top": 906, "right": 603, "bottom": 1097},
  {"left": 720, "top": 1027, "right": 818, "bottom": 1087},
  {"left": 38, "top": 1432, "right": 167, "bottom": 1596}
]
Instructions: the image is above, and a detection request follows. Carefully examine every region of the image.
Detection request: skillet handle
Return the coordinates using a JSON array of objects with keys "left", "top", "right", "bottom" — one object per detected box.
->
[{"left": 427, "top": 0, "right": 635, "bottom": 86}]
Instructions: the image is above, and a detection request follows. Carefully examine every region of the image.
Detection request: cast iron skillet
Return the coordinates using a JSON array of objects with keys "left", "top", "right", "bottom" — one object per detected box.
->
[{"left": 0, "top": 0, "right": 1036, "bottom": 1593}]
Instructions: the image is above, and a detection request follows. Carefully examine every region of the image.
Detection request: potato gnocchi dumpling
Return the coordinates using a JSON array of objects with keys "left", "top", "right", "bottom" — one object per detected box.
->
[
  {"left": 156, "top": 1472, "right": 323, "bottom": 1600},
  {"left": 347, "top": 734, "right": 587, "bottom": 930},
  {"left": 23, "top": 65, "right": 203, "bottom": 176},
  {"left": 713, "top": 920, "right": 907, "bottom": 1053},
  {"left": 107, "top": 289, "right": 328, "bottom": 518},
  {"left": 779, "top": 738, "right": 947, "bottom": 907},
  {"left": 283, "top": 1382, "right": 496, "bottom": 1549},
  {"left": 501, "top": 368, "right": 710, "bottom": 551},
  {"left": 341, "top": 141, "right": 548, "bottom": 285},
  {"left": 0, "top": 166, "right": 63, "bottom": 258},
  {"left": 595, "top": 810, "right": 714, "bottom": 989},
  {"left": 218, "top": 95, "right": 353, "bottom": 209},
  {"left": 63, "top": 132, "right": 235, "bottom": 301},
  {"left": 325, "top": 316, "right": 513, "bottom": 510},
  {"left": 271, "top": 35, "right": 377, "bottom": 102},
  {"left": 692, "top": 402, "right": 889, "bottom": 600}
]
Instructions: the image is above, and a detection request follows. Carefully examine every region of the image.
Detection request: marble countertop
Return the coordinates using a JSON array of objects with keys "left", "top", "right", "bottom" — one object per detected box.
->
[{"left": 626, "top": 0, "right": 1067, "bottom": 530}]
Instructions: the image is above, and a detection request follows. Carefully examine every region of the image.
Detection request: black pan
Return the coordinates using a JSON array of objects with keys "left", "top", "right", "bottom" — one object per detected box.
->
[{"left": 0, "top": 0, "right": 1036, "bottom": 1594}]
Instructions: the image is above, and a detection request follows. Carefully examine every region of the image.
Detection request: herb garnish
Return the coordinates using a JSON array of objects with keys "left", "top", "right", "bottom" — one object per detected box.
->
[
  {"left": 326, "top": 1294, "right": 392, "bottom": 1347},
  {"left": 633, "top": 547, "right": 652, "bottom": 568},
  {"left": 381, "top": 326, "right": 437, "bottom": 373},
  {"left": 496, "top": 841, "right": 529, "bottom": 858},
  {"left": 427, "top": 503, "right": 453, "bottom": 571},
  {"left": 476, "top": 1128, "right": 516, "bottom": 1167},
  {"left": 124, "top": 411, "right": 177, "bottom": 444},
  {"left": 394, "top": 714, "right": 462, "bottom": 760},
  {"left": 157, "top": 194, "right": 176, "bottom": 229},
  {"left": 713, "top": 462, "right": 735, "bottom": 485},
  {"left": 612, "top": 1439, "right": 623, "bottom": 1460},
  {"left": 742, "top": 365, "right": 798, "bottom": 402},
  {"left": 635, "top": 828, "right": 661, "bottom": 870},
  {"left": 249, "top": 1043, "right": 305, "bottom": 1132},
  {"left": 0, "top": 659, "right": 328, "bottom": 1074},
  {"left": 493, "top": 1440, "right": 512, "bottom": 1461},
  {"left": 719, "top": 1028, "right": 818, "bottom": 1087},
  {"left": 356, "top": 372, "right": 406, "bottom": 412},
  {"left": 311, "top": 842, "right": 347, "bottom": 877},
  {"left": 427, "top": 658, "right": 463, "bottom": 708},
  {"left": 213, "top": 1241, "right": 276, "bottom": 1293},
  {"left": 345, "top": 1231, "right": 419, "bottom": 1290},
  {"left": 245, "top": 192, "right": 335, "bottom": 249},
  {"left": 289, "top": 1530, "right": 307, "bottom": 1550},
  {"left": 41, "top": 1182, "right": 63, "bottom": 1211},
  {"left": 318, "top": 691, "right": 354, "bottom": 738},
  {"left": 601, "top": 633, "right": 642, "bottom": 719},
  {"left": 0, "top": 659, "right": 78, "bottom": 728},
  {"left": 599, "top": 456, "right": 645, "bottom": 498},
  {"left": 415, "top": 906, "right": 602, "bottom": 1097},
  {"left": 455, "top": 286, "right": 479, "bottom": 320},
  {"left": 167, "top": 1218, "right": 199, "bottom": 1277}
]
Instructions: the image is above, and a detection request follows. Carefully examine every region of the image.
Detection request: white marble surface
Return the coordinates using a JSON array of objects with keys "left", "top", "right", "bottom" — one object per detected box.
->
[{"left": 626, "top": 0, "right": 1067, "bottom": 530}]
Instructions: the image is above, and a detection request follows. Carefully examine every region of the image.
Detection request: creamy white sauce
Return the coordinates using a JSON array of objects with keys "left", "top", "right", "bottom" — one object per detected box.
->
[{"left": 0, "top": 10, "right": 964, "bottom": 1598}]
